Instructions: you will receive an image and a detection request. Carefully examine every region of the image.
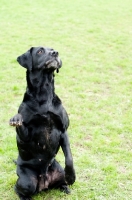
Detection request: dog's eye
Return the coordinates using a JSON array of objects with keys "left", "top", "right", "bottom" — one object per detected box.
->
[{"left": 37, "top": 49, "right": 44, "bottom": 54}]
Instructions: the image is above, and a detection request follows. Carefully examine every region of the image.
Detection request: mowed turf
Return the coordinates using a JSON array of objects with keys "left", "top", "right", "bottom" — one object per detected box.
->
[{"left": 0, "top": 0, "right": 132, "bottom": 199}]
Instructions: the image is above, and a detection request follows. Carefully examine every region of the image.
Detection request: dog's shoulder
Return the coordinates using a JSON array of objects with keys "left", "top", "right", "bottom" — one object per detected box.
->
[
  {"left": 18, "top": 102, "right": 34, "bottom": 123},
  {"left": 18, "top": 92, "right": 37, "bottom": 123}
]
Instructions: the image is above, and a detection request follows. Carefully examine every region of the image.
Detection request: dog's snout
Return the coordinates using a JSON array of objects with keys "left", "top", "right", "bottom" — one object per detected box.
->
[{"left": 52, "top": 51, "right": 58, "bottom": 57}]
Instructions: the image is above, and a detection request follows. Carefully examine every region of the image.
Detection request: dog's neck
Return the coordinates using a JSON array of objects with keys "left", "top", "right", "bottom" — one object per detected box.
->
[{"left": 26, "top": 70, "right": 55, "bottom": 105}]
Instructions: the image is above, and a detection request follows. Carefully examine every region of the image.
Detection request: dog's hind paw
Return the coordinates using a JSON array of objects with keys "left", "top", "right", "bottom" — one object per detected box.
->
[
  {"left": 9, "top": 114, "right": 23, "bottom": 126},
  {"left": 14, "top": 186, "right": 32, "bottom": 200},
  {"left": 20, "top": 197, "right": 32, "bottom": 200},
  {"left": 60, "top": 185, "right": 71, "bottom": 194}
]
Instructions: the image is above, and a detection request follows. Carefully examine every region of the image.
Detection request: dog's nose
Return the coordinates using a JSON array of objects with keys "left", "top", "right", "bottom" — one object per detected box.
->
[{"left": 52, "top": 51, "right": 58, "bottom": 57}]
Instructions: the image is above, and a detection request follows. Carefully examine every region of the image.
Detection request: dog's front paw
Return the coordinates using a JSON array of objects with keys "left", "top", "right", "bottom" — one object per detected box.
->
[
  {"left": 9, "top": 114, "right": 23, "bottom": 126},
  {"left": 65, "top": 166, "right": 76, "bottom": 185}
]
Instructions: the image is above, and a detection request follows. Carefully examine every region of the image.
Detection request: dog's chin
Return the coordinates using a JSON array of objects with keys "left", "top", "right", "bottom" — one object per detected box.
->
[
  {"left": 46, "top": 58, "right": 62, "bottom": 71},
  {"left": 47, "top": 60, "right": 59, "bottom": 69}
]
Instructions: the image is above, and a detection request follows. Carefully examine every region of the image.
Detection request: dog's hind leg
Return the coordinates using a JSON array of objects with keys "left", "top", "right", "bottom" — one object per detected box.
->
[
  {"left": 47, "top": 159, "right": 70, "bottom": 194},
  {"left": 15, "top": 165, "right": 38, "bottom": 200}
]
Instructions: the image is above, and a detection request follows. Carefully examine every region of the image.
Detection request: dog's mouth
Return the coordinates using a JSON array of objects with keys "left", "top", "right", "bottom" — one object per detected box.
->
[{"left": 45, "top": 57, "right": 62, "bottom": 72}]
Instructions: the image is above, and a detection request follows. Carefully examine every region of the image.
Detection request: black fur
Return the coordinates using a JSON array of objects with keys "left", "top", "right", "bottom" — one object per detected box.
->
[{"left": 9, "top": 47, "right": 75, "bottom": 200}]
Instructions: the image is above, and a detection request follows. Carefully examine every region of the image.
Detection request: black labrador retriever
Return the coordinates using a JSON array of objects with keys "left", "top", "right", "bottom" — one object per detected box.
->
[{"left": 9, "top": 46, "right": 76, "bottom": 200}]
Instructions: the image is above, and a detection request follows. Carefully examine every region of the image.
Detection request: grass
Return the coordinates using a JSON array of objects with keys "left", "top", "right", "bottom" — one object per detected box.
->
[{"left": 0, "top": 0, "right": 132, "bottom": 199}]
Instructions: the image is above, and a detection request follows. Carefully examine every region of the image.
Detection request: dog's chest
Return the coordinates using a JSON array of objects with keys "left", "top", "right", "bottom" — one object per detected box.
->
[
  {"left": 28, "top": 115, "right": 61, "bottom": 151},
  {"left": 33, "top": 126, "right": 51, "bottom": 148},
  {"left": 37, "top": 103, "right": 51, "bottom": 115}
]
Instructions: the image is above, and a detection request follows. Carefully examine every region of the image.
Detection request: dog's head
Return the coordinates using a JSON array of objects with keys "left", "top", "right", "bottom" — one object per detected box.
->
[{"left": 17, "top": 46, "right": 62, "bottom": 73}]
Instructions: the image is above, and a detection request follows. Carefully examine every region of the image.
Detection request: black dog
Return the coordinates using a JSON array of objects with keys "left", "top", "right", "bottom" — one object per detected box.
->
[{"left": 9, "top": 46, "right": 76, "bottom": 200}]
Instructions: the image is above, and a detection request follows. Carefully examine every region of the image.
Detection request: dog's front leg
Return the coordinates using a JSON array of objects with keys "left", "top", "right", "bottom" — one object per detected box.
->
[
  {"left": 9, "top": 113, "right": 29, "bottom": 141},
  {"left": 60, "top": 132, "right": 76, "bottom": 185}
]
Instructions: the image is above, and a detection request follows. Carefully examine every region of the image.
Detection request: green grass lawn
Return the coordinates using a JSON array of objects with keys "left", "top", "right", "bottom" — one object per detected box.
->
[{"left": 0, "top": 0, "right": 132, "bottom": 199}]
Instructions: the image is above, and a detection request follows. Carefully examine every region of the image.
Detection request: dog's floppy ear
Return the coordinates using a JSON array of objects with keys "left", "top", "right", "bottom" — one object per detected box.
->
[{"left": 17, "top": 47, "right": 33, "bottom": 71}]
